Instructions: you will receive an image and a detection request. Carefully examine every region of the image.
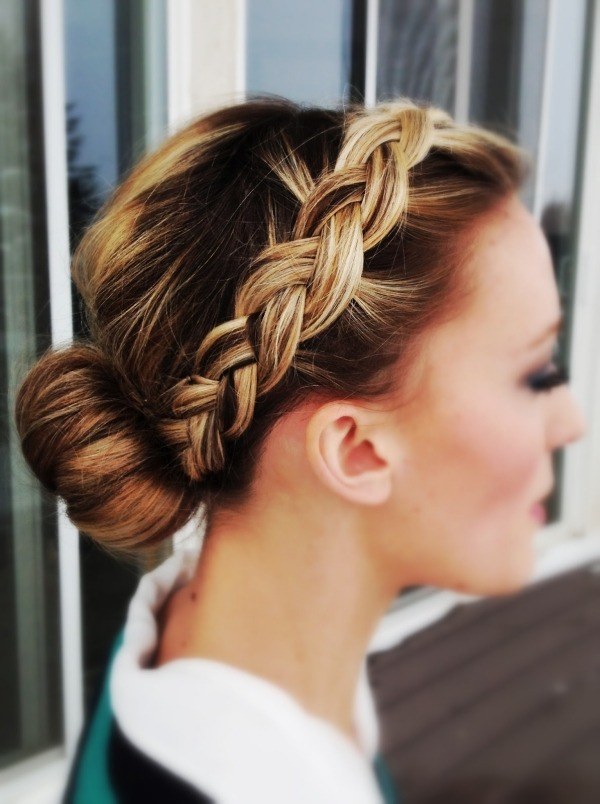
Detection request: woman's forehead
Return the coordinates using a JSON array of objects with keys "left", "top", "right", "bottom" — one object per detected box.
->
[
  {"left": 452, "top": 197, "right": 560, "bottom": 351},
  {"left": 400, "top": 197, "right": 560, "bottom": 395}
]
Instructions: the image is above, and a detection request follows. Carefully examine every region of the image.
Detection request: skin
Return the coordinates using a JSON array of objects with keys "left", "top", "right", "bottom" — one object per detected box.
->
[{"left": 155, "top": 194, "right": 586, "bottom": 749}]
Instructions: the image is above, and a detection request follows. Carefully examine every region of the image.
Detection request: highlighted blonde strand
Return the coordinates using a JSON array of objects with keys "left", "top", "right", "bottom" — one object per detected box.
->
[
  {"left": 174, "top": 102, "right": 441, "bottom": 480},
  {"left": 14, "top": 97, "right": 525, "bottom": 552}
]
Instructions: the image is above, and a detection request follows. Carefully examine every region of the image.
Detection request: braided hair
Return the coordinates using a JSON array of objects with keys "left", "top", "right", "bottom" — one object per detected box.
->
[{"left": 15, "top": 98, "right": 525, "bottom": 554}]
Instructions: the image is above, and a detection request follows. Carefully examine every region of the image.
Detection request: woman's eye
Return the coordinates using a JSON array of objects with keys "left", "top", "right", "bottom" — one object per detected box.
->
[{"left": 526, "top": 361, "right": 569, "bottom": 393}]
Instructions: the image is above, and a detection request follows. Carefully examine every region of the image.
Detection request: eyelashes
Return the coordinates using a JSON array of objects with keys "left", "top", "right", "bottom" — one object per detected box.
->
[{"left": 527, "top": 362, "right": 569, "bottom": 393}]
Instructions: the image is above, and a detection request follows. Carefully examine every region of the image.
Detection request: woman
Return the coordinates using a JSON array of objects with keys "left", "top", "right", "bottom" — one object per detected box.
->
[{"left": 15, "top": 98, "right": 585, "bottom": 803}]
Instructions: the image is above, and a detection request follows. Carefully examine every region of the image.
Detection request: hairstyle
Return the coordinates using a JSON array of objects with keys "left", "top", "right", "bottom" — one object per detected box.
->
[{"left": 15, "top": 97, "right": 525, "bottom": 555}]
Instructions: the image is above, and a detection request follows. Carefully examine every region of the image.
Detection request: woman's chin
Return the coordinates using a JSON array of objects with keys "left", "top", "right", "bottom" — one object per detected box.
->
[
  {"left": 450, "top": 550, "right": 537, "bottom": 597},
  {"left": 477, "top": 557, "right": 536, "bottom": 597}
]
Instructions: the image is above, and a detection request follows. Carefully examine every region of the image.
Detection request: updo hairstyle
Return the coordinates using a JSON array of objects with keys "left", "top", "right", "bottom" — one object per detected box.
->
[{"left": 15, "top": 98, "right": 525, "bottom": 554}]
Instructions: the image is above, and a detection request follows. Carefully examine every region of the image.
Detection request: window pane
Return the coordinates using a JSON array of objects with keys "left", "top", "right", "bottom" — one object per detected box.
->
[
  {"left": 377, "top": 0, "right": 459, "bottom": 112},
  {"left": 0, "top": 0, "right": 62, "bottom": 766},
  {"left": 469, "top": 0, "right": 548, "bottom": 207},
  {"left": 247, "top": 0, "right": 354, "bottom": 105},
  {"left": 64, "top": 0, "right": 168, "bottom": 714}
]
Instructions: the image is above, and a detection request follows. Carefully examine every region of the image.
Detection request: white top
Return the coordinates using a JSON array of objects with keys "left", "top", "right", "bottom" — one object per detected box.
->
[{"left": 109, "top": 544, "right": 385, "bottom": 804}]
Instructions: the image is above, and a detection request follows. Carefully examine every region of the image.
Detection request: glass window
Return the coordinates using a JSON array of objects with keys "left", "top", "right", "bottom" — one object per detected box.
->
[
  {"left": 377, "top": 0, "right": 459, "bottom": 112},
  {"left": 0, "top": 0, "right": 62, "bottom": 767},
  {"left": 247, "top": 0, "right": 356, "bottom": 105},
  {"left": 64, "top": 0, "right": 168, "bottom": 714}
]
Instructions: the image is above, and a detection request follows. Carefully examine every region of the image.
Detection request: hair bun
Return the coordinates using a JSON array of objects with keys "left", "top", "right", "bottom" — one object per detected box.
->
[{"left": 15, "top": 343, "right": 199, "bottom": 553}]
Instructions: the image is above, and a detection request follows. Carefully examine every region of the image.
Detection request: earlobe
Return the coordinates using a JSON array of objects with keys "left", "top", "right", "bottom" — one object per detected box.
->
[{"left": 305, "top": 403, "right": 394, "bottom": 507}]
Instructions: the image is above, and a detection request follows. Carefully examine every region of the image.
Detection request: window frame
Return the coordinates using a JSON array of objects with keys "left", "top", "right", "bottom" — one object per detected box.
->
[
  {"left": 0, "top": 0, "right": 81, "bottom": 794},
  {"left": 3, "top": 0, "right": 600, "bottom": 797}
]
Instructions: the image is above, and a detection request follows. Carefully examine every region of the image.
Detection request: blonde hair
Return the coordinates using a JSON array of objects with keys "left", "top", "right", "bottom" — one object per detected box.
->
[{"left": 15, "top": 98, "right": 525, "bottom": 554}]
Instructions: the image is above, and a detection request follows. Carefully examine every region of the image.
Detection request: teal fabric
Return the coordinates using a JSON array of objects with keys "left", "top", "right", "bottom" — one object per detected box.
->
[
  {"left": 70, "top": 630, "right": 124, "bottom": 804},
  {"left": 68, "top": 626, "right": 402, "bottom": 803},
  {"left": 374, "top": 752, "right": 402, "bottom": 804}
]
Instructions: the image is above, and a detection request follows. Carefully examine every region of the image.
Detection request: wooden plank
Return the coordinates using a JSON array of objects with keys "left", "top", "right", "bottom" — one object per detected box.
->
[
  {"left": 377, "top": 583, "right": 599, "bottom": 751},
  {"left": 370, "top": 564, "right": 595, "bottom": 685},
  {"left": 408, "top": 620, "right": 600, "bottom": 788},
  {"left": 368, "top": 564, "right": 600, "bottom": 802},
  {"left": 370, "top": 565, "right": 597, "bottom": 696}
]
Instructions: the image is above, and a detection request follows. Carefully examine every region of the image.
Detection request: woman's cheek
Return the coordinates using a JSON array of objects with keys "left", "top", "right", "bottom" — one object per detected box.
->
[{"left": 485, "top": 396, "right": 543, "bottom": 487}]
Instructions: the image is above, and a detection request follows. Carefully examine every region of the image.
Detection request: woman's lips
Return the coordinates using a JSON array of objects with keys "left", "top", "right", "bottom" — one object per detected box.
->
[{"left": 530, "top": 502, "right": 547, "bottom": 524}]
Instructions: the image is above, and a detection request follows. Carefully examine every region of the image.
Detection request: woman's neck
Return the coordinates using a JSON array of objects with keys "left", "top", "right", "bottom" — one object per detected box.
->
[{"left": 154, "top": 498, "right": 395, "bottom": 748}]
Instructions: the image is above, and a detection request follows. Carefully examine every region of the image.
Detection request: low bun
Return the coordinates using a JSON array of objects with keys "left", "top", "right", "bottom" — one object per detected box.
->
[{"left": 15, "top": 343, "right": 200, "bottom": 553}]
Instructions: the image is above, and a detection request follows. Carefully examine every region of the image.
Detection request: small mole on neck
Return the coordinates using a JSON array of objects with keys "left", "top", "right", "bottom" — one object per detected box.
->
[{"left": 190, "top": 591, "right": 197, "bottom": 602}]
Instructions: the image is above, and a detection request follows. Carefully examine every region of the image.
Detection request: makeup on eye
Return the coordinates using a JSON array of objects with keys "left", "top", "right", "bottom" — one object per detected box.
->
[
  {"left": 525, "top": 342, "right": 569, "bottom": 393},
  {"left": 527, "top": 363, "right": 569, "bottom": 392}
]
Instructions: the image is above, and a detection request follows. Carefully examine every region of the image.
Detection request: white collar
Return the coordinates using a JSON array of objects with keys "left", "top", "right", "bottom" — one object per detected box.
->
[{"left": 110, "top": 545, "right": 384, "bottom": 804}]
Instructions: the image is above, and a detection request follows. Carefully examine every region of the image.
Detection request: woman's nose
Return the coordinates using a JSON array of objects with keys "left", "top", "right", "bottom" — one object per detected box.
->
[{"left": 548, "top": 386, "right": 587, "bottom": 449}]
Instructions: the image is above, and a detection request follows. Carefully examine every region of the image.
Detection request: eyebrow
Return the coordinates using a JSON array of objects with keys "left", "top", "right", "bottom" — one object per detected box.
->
[{"left": 526, "top": 313, "right": 564, "bottom": 351}]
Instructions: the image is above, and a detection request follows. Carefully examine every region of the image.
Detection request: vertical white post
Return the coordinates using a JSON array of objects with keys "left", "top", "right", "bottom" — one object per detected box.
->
[
  {"left": 40, "top": 0, "right": 84, "bottom": 761},
  {"left": 454, "top": 0, "right": 474, "bottom": 123},
  {"left": 532, "top": 0, "right": 556, "bottom": 222},
  {"left": 166, "top": 0, "right": 193, "bottom": 132},
  {"left": 236, "top": 0, "right": 247, "bottom": 98},
  {"left": 364, "top": 0, "right": 379, "bottom": 106},
  {"left": 565, "top": 0, "right": 600, "bottom": 538},
  {"left": 167, "top": 0, "right": 246, "bottom": 131}
]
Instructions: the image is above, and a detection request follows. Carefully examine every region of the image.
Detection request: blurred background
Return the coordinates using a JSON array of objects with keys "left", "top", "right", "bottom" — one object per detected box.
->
[{"left": 1, "top": 0, "right": 599, "bottom": 801}]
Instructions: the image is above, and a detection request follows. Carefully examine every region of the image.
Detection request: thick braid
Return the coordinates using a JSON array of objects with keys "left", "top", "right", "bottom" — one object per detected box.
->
[
  {"left": 159, "top": 101, "right": 450, "bottom": 482},
  {"left": 157, "top": 320, "right": 257, "bottom": 479}
]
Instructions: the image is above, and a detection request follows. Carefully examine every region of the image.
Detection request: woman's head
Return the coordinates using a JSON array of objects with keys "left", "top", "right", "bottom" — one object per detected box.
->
[
  {"left": 353, "top": 193, "right": 586, "bottom": 595},
  {"left": 15, "top": 97, "right": 582, "bottom": 579}
]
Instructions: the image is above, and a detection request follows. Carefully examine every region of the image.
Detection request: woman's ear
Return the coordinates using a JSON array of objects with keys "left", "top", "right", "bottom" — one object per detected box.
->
[{"left": 305, "top": 402, "right": 399, "bottom": 506}]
